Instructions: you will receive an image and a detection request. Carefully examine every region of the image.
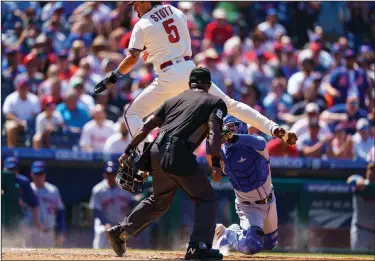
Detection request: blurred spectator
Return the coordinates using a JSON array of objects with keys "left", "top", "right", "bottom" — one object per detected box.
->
[
  {"left": 57, "top": 50, "right": 78, "bottom": 81},
  {"left": 76, "top": 58, "right": 102, "bottom": 95},
  {"left": 217, "top": 51, "right": 246, "bottom": 97},
  {"left": 330, "top": 43, "right": 345, "bottom": 71},
  {"left": 290, "top": 102, "right": 332, "bottom": 138},
  {"left": 346, "top": 162, "right": 375, "bottom": 251},
  {"left": 257, "top": 8, "right": 286, "bottom": 42},
  {"left": 223, "top": 21, "right": 252, "bottom": 58},
  {"left": 324, "top": 50, "right": 370, "bottom": 108},
  {"left": 74, "top": 2, "right": 112, "bottom": 36},
  {"left": 69, "top": 76, "right": 95, "bottom": 112},
  {"left": 296, "top": 121, "right": 333, "bottom": 158},
  {"left": 321, "top": 96, "right": 368, "bottom": 135},
  {"left": 191, "top": 2, "right": 210, "bottom": 32},
  {"left": 33, "top": 96, "right": 64, "bottom": 149},
  {"left": 131, "top": 73, "right": 154, "bottom": 100},
  {"left": 1, "top": 48, "right": 26, "bottom": 99},
  {"left": 103, "top": 118, "right": 131, "bottom": 154},
  {"left": 79, "top": 104, "right": 114, "bottom": 152},
  {"left": 331, "top": 123, "right": 354, "bottom": 159},
  {"left": 201, "top": 48, "right": 226, "bottom": 92},
  {"left": 65, "top": 20, "right": 94, "bottom": 49},
  {"left": 69, "top": 40, "right": 88, "bottom": 67},
  {"left": 240, "top": 80, "right": 263, "bottom": 113},
  {"left": 86, "top": 35, "right": 109, "bottom": 76},
  {"left": 3, "top": 79, "right": 40, "bottom": 147},
  {"left": 287, "top": 58, "right": 315, "bottom": 101},
  {"left": 95, "top": 91, "right": 122, "bottom": 123},
  {"left": 39, "top": 76, "right": 66, "bottom": 104},
  {"left": 287, "top": 74, "right": 326, "bottom": 119},
  {"left": 279, "top": 45, "right": 298, "bottom": 80},
  {"left": 203, "top": 8, "right": 233, "bottom": 52},
  {"left": 263, "top": 77, "right": 292, "bottom": 123},
  {"left": 56, "top": 89, "right": 91, "bottom": 133},
  {"left": 245, "top": 50, "right": 274, "bottom": 97},
  {"left": 352, "top": 118, "right": 374, "bottom": 161},
  {"left": 28, "top": 161, "right": 65, "bottom": 248},
  {"left": 14, "top": 53, "right": 44, "bottom": 95},
  {"left": 109, "top": 28, "right": 126, "bottom": 53},
  {"left": 2, "top": 156, "right": 41, "bottom": 245},
  {"left": 298, "top": 41, "right": 333, "bottom": 73}
]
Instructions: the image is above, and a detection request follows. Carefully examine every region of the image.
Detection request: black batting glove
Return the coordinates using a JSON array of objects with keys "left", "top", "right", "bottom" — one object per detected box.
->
[{"left": 94, "top": 71, "right": 119, "bottom": 94}]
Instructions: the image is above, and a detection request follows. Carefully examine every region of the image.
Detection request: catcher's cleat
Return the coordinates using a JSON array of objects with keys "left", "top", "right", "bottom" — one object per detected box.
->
[
  {"left": 106, "top": 225, "right": 128, "bottom": 257},
  {"left": 212, "top": 224, "right": 226, "bottom": 250},
  {"left": 185, "top": 241, "right": 223, "bottom": 260}
]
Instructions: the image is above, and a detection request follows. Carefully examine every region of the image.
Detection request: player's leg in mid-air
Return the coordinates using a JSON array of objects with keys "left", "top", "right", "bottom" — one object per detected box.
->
[{"left": 124, "top": 61, "right": 195, "bottom": 142}]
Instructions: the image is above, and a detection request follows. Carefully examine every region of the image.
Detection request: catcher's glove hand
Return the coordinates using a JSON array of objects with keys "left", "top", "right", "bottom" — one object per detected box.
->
[
  {"left": 116, "top": 151, "right": 145, "bottom": 193},
  {"left": 94, "top": 71, "right": 118, "bottom": 94}
]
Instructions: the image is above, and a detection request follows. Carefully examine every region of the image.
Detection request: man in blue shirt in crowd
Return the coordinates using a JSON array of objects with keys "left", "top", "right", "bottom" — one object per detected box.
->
[
  {"left": 326, "top": 49, "right": 370, "bottom": 109},
  {"left": 206, "top": 115, "right": 289, "bottom": 255}
]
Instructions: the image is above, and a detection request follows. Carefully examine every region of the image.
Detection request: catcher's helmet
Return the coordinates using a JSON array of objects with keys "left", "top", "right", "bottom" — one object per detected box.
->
[{"left": 223, "top": 115, "right": 248, "bottom": 135}]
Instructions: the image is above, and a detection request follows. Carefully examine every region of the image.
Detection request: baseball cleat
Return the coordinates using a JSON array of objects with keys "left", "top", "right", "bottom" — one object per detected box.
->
[
  {"left": 185, "top": 241, "right": 223, "bottom": 260},
  {"left": 212, "top": 224, "right": 226, "bottom": 250},
  {"left": 106, "top": 225, "right": 127, "bottom": 257}
]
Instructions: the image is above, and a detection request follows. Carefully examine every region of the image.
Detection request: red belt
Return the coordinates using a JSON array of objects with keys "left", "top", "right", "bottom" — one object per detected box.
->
[{"left": 160, "top": 56, "right": 192, "bottom": 70}]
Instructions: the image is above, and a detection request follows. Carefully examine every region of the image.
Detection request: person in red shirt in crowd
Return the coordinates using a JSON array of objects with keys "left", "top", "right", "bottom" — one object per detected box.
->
[
  {"left": 203, "top": 8, "right": 233, "bottom": 53},
  {"left": 57, "top": 50, "right": 78, "bottom": 81}
]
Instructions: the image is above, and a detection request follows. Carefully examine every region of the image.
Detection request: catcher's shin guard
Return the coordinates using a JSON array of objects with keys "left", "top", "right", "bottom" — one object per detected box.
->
[{"left": 106, "top": 225, "right": 129, "bottom": 257}]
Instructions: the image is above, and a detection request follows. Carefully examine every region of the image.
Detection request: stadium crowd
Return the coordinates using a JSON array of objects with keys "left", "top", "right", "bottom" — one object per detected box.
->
[{"left": 2, "top": 1, "right": 374, "bottom": 161}]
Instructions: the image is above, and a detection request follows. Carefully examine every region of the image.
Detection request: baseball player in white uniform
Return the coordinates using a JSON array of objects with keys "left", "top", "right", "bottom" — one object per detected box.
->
[
  {"left": 89, "top": 161, "right": 136, "bottom": 249},
  {"left": 26, "top": 161, "right": 65, "bottom": 248},
  {"left": 94, "top": 1, "right": 297, "bottom": 149}
]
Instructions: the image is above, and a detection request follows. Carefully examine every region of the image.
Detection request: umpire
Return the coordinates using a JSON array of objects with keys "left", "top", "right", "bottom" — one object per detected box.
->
[{"left": 106, "top": 67, "right": 226, "bottom": 260}]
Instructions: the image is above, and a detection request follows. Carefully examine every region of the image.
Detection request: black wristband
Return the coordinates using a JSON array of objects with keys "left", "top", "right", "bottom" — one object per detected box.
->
[
  {"left": 108, "top": 71, "right": 119, "bottom": 84},
  {"left": 211, "top": 156, "right": 221, "bottom": 168},
  {"left": 124, "top": 145, "right": 135, "bottom": 155}
]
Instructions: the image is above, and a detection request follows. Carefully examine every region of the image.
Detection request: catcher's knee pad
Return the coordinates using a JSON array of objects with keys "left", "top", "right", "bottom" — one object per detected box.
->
[
  {"left": 241, "top": 226, "right": 264, "bottom": 255},
  {"left": 263, "top": 229, "right": 278, "bottom": 250}
]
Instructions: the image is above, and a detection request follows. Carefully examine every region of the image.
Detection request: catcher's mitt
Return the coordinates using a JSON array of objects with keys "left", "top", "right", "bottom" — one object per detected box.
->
[{"left": 116, "top": 151, "right": 146, "bottom": 194}]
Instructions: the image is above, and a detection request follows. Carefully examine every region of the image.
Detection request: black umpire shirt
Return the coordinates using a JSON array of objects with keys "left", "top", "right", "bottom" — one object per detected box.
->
[{"left": 154, "top": 88, "right": 227, "bottom": 149}]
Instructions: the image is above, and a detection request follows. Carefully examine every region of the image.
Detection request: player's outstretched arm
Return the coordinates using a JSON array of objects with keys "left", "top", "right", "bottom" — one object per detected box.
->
[{"left": 94, "top": 49, "right": 141, "bottom": 94}]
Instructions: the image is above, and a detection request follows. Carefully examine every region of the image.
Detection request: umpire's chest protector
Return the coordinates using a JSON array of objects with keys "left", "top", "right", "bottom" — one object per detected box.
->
[{"left": 223, "top": 143, "right": 269, "bottom": 193}]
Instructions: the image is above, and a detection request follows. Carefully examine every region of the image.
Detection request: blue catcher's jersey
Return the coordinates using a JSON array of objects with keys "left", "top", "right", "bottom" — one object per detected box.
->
[{"left": 222, "top": 134, "right": 270, "bottom": 193}]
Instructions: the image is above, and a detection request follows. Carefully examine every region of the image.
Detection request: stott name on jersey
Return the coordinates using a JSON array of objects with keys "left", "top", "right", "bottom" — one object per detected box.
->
[{"left": 150, "top": 6, "right": 174, "bottom": 22}]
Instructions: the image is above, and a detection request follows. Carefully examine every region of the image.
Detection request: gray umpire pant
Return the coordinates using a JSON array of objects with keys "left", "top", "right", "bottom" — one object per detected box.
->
[{"left": 120, "top": 143, "right": 218, "bottom": 244}]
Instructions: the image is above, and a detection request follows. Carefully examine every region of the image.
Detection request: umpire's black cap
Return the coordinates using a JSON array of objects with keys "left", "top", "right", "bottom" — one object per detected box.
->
[{"left": 189, "top": 67, "right": 212, "bottom": 85}]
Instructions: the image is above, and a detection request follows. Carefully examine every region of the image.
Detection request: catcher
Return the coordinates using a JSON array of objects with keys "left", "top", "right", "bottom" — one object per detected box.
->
[
  {"left": 207, "top": 115, "right": 296, "bottom": 254},
  {"left": 107, "top": 68, "right": 226, "bottom": 260}
]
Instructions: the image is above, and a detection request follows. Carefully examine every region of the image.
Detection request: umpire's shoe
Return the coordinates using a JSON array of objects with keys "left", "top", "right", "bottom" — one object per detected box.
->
[
  {"left": 106, "top": 225, "right": 129, "bottom": 257},
  {"left": 185, "top": 241, "right": 223, "bottom": 260}
]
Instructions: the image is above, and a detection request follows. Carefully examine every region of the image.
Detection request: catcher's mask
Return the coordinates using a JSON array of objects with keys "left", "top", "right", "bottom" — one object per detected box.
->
[
  {"left": 223, "top": 115, "right": 248, "bottom": 135},
  {"left": 116, "top": 151, "right": 144, "bottom": 194}
]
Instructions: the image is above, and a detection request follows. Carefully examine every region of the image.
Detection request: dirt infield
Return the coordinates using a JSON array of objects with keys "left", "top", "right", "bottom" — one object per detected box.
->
[{"left": 2, "top": 248, "right": 373, "bottom": 261}]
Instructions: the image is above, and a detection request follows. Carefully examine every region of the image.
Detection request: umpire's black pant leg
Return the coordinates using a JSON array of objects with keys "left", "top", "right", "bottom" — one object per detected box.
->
[
  {"left": 174, "top": 166, "right": 218, "bottom": 245},
  {"left": 120, "top": 152, "right": 179, "bottom": 237}
]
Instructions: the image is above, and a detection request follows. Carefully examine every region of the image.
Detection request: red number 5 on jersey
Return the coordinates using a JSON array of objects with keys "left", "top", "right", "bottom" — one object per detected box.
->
[{"left": 162, "top": 18, "right": 180, "bottom": 43}]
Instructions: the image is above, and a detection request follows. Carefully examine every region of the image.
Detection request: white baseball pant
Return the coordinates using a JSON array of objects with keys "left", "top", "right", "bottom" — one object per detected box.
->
[
  {"left": 93, "top": 219, "right": 109, "bottom": 249},
  {"left": 124, "top": 58, "right": 276, "bottom": 148}
]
